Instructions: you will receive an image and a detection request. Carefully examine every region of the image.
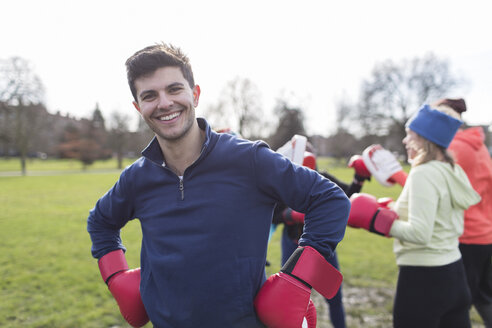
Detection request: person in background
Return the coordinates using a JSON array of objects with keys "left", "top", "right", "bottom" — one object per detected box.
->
[
  {"left": 348, "top": 104, "right": 481, "bottom": 327},
  {"left": 86, "top": 42, "right": 350, "bottom": 328},
  {"left": 365, "top": 98, "right": 492, "bottom": 327},
  {"left": 432, "top": 98, "right": 492, "bottom": 327},
  {"left": 272, "top": 145, "right": 371, "bottom": 328}
]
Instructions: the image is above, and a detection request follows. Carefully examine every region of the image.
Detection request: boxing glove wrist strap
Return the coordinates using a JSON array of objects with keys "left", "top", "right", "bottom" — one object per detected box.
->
[
  {"left": 281, "top": 246, "right": 343, "bottom": 299},
  {"left": 369, "top": 208, "right": 398, "bottom": 236},
  {"left": 98, "top": 249, "right": 129, "bottom": 284}
]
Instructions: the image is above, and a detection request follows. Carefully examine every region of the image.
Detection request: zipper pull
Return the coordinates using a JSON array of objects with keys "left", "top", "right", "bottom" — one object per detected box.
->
[{"left": 179, "top": 177, "right": 184, "bottom": 200}]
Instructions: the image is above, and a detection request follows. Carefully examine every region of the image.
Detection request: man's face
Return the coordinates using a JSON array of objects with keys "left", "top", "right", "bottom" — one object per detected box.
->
[{"left": 133, "top": 66, "right": 200, "bottom": 142}]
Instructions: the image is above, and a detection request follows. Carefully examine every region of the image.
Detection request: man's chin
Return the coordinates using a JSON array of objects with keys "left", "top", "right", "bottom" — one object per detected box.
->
[
  {"left": 157, "top": 132, "right": 184, "bottom": 141},
  {"left": 155, "top": 126, "right": 191, "bottom": 142},
  {"left": 151, "top": 115, "right": 195, "bottom": 142}
]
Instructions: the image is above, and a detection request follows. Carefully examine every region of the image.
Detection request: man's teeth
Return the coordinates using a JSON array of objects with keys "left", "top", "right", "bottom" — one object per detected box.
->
[{"left": 159, "top": 112, "right": 180, "bottom": 121}]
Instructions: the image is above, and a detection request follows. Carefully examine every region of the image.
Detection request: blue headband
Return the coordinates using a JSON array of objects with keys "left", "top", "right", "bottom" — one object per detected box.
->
[{"left": 407, "top": 104, "right": 463, "bottom": 148}]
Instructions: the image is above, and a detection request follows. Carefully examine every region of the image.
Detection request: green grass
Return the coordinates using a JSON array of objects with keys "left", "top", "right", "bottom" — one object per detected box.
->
[
  {"left": 0, "top": 158, "right": 137, "bottom": 173},
  {"left": 0, "top": 158, "right": 483, "bottom": 327},
  {"left": 0, "top": 172, "right": 146, "bottom": 328}
]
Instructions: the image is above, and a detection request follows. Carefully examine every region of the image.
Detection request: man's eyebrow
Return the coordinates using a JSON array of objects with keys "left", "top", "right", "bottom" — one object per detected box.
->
[{"left": 167, "top": 82, "right": 185, "bottom": 89}]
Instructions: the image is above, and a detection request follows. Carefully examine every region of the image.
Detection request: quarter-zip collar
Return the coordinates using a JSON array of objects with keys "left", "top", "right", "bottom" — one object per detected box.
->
[{"left": 141, "top": 117, "right": 213, "bottom": 169}]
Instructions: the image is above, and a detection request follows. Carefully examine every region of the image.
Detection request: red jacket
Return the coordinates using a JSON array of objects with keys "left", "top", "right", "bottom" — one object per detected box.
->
[{"left": 449, "top": 127, "right": 492, "bottom": 244}]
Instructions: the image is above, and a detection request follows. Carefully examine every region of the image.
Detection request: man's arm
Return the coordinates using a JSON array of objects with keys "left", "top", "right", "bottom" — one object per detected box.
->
[
  {"left": 319, "top": 171, "right": 350, "bottom": 194},
  {"left": 253, "top": 143, "right": 349, "bottom": 327},
  {"left": 87, "top": 169, "right": 135, "bottom": 260},
  {"left": 254, "top": 143, "right": 351, "bottom": 259},
  {"left": 87, "top": 169, "right": 148, "bottom": 327}
]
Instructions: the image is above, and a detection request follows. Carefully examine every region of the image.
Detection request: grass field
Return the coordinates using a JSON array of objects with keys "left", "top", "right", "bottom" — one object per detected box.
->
[
  {"left": 0, "top": 158, "right": 136, "bottom": 175},
  {"left": 0, "top": 157, "right": 484, "bottom": 327}
]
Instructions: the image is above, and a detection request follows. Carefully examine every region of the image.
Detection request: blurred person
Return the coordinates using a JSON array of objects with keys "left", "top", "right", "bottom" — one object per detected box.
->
[
  {"left": 272, "top": 147, "right": 371, "bottom": 328},
  {"left": 348, "top": 104, "right": 481, "bottom": 327},
  {"left": 365, "top": 98, "right": 492, "bottom": 327},
  {"left": 433, "top": 98, "right": 492, "bottom": 327},
  {"left": 86, "top": 42, "right": 350, "bottom": 328}
]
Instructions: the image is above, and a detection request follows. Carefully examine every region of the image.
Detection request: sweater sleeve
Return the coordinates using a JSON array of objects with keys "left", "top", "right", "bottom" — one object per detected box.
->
[
  {"left": 390, "top": 168, "right": 438, "bottom": 244},
  {"left": 254, "top": 143, "right": 350, "bottom": 259},
  {"left": 320, "top": 171, "right": 362, "bottom": 198},
  {"left": 86, "top": 168, "right": 135, "bottom": 259}
]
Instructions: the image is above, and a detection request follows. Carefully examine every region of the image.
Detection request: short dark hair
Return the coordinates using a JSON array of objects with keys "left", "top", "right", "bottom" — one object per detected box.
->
[{"left": 125, "top": 42, "right": 195, "bottom": 101}]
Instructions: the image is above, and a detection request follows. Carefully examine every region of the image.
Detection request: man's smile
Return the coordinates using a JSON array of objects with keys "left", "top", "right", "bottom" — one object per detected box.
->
[{"left": 156, "top": 111, "right": 181, "bottom": 121}]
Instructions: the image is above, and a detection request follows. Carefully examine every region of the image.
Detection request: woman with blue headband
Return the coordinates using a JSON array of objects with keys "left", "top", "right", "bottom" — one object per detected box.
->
[{"left": 348, "top": 104, "right": 481, "bottom": 327}]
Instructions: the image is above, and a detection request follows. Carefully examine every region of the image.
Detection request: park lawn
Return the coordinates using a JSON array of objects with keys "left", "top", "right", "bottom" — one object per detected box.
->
[
  {"left": 0, "top": 172, "right": 147, "bottom": 328},
  {"left": 3, "top": 158, "right": 481, "bottom": 327},
  {"left": 0, "top": 159, "right": 401, "bottom": 328},
  {"left": 0, "top": 158, "right": 137, "bottom": 173}
]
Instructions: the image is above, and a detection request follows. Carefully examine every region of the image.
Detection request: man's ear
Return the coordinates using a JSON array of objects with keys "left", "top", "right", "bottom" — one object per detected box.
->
[
  {"left": 133, "top": 101, "right": 141, "bottom": 113},
  {"left": 193, "top": 85, "right": 201, "bottom": 107}
]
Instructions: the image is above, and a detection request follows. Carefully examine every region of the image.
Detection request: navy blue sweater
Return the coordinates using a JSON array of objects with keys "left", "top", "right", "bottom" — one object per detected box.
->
[{"left": 87, "top": 118, "right": 350, "bottom": 327}]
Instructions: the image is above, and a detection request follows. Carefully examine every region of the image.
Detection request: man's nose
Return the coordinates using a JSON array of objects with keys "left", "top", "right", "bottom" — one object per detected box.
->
[{"left": 157, "top": 93, "right": 174, "bottom": 109}]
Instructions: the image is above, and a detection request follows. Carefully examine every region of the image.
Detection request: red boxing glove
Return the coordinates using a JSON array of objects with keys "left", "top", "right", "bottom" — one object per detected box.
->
[
  {"left": 305, "top": 299, "right": 317, "bottom": 328},
  {"left": 282, "top": 208, "right": 305, "bottom": 225},
  {"left": 348, "top": 155, "right": 371, "bottom": 181},
  {"left": 348, "top": 193, "right": 398, "bottom": 237},
  {"left": 98, "top": 250, "right": 149, "bottom": 328},
  {"left": 254, "top": 246, "right": 342, "bottom": 328},
  {"left": 302, "top": 151, "right": 316, "bottom": 170}
]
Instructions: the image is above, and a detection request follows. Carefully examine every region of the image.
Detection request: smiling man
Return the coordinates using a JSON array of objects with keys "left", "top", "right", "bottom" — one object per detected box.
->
[{"left": 87, "top": 42, "right": 350, "bottom": 328}]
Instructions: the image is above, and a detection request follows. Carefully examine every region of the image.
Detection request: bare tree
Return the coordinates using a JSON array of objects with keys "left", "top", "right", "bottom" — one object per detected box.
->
[
  {"left": 201, "top": 101, "right": 230, "bottom": 132},
  {"left": 131, "top": 116, "right": 154, "bottom": 152},
  {"left": 0, "top": 57, "right": 46, "bottom": 174},
  {"left": 0, "top": 102, "right": 13, "bottom": 156},
  {"left": 107, "top": 111, "right": 130, "bottom": 169},
  {"left": 91, "top": 103, "right": 106, "bottom": 130},
  {"left": 324, "top": 128, "right": 359, "bottom": 160},
  {"left": 335, "top": 95, "right": 361, "bottom": 136},
  {"left": 205, "top": 77, "right": 268, "bottom": 139},
  {"left": 267, "top": 100, "right": 306, "bottom": 151},
  {"left": 349, "top": 52, "right": 462, "bottom": 155}
]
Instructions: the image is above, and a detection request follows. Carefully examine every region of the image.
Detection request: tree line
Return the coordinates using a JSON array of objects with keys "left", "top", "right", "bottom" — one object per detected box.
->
[{"left": 1, "top": 53, "right": 474, "bottom": 175}]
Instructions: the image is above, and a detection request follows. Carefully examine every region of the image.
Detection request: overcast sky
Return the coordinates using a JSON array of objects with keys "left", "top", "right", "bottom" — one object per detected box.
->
[{"left": 3, "top": 0, "right": 491, "bottom": 136}]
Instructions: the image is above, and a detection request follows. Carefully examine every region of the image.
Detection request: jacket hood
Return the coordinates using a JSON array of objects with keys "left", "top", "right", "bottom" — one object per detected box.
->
[
  {"left": 434, "top": 161, "right": 481, "bottom": 210},
  {"left": 453, "top": 127, "right": 485, "bottom": 151}
]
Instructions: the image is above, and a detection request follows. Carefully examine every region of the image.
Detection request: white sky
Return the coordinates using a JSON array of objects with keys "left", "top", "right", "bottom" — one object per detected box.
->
[{"left": 2, "top": 0, "right": 492, "bottom": 136}]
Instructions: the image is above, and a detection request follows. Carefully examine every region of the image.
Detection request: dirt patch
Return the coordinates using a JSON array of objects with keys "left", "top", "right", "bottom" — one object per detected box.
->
[
  {"left": 311, "top": 285, "right": 485, "bottom": 328},
  {"left": 312, "top": 285, "right": 394, "bottom": 328}
]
